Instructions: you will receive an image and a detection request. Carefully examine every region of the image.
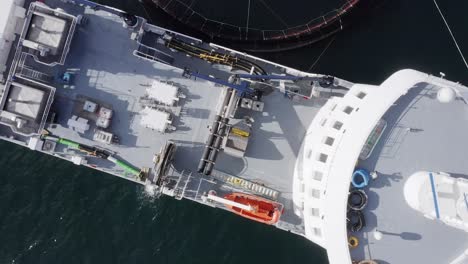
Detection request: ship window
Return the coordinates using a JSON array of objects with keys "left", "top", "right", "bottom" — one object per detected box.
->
[
  {"left": 330, "top": 103, "right": 337, "bottom": 111},
  {"left": 317, "top": 153, "right": 328, "bottom": 163},
  {"left": 311, "top": 189, "right": 321, "bottom": 198},
  {"left": 356, "top": 91, "right": 367, "bottom": 99},
  {"left": 307, "top": 149, "right": 312, "bottom": 159},
  {"left": 311, "top": 208, "right": 320, "bottom": 217},
  {"left": 333, "top": 121, "right": 343, "bottom": 130},
  {"left": 323, "top": 136, "right": 335, "bottom": 146},
  {"left": 313, "top": 227, "right": 322, "bottom": 237},
  {"left": 313, "top": 171, "right": 323, "bottom": 181},
  {"left": 343, "top": 106, "right": 354, "bottom": 114}
]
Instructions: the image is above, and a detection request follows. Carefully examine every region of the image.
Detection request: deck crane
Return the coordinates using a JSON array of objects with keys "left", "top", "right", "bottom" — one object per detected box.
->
[
  {"left": 233, "top": 73, "right": 336, "bottom": 88},
  {"left": 235, "top": 73, "right": 316, "bottom": 81},
  {"left": 182, "top": 68, "right": 252, "bottom": 95}
]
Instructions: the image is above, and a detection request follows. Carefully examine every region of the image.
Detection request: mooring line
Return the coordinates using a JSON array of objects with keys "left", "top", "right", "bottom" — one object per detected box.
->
[
  {"left": 432, "top": 0, "right": 468, "bottom": 71},
  {"left": 308, "top": 35, "right": 336, "bottom": 72}
]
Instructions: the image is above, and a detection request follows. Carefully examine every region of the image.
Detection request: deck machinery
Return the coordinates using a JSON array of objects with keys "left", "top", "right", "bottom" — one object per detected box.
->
[{"left": 1, "top": 1, "right": 467, "bottom": 264}]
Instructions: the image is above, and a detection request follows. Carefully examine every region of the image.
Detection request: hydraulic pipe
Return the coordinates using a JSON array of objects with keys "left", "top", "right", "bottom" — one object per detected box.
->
[
  {"left": 207, "top": 149, "right": 219, "bottom": 165},
  {"left": 197, "top": 146, "right": 210, "bottom": 173},
  {"left": 78, "top": 144, "right": 95, "bottom": 153},
  {"left": 203, "top": 161, "right": 214, "bottom": 176},
  {"left": 203, "top": 120, "right": 229, "bottom": 175},
  {"left": 169, "top": 37, "right": 266, "bottom": 75},
  {"left": 55, "top": 137, "right": 139, "bottom": 176},
  {"left": 211, "top": 130, "right": 224, "bottom": 151},
  {"left": 197, "top": 115, "right": 221, "bottom": 173},
  {"left": 189, "top": 71, "right": 251, "bottom": 94},
  {"left": 57, "top": 138, "right": 80, "bottom": 149},
  {"left": 236, "top": 74, "right": 315, "bottom": 81},
  {"left": 107, "top": 156, "right": 140, "bottom": 176}
]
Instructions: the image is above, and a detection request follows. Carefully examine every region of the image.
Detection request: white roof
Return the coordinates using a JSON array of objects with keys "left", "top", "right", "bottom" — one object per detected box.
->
[
  {"left": 140, "top": 107, "right": 170, "bottom": 132},
  {"left": 27, "top": 13, "right": 67, "bottom": 55},
  {"left": 146, "top": 80, "right": 178, "bottom": 105},
  {"left": 67, "top": 116, "right": 90, "bottom": 134},
  {"left": 5, "top": 84, "right": 45, "bottom": 119},
  {"left": 0, "top": 0, "right": 15, "bottom": 38}
]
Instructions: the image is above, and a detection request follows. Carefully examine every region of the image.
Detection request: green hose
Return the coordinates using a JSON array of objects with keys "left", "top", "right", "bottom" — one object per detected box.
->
[
  {"left": 55, "top": 136, "right": 141, "bottom": 177},
  {"left": 115, "top": 159, "right": 140, "bottom": 176},
  {"left": 57, "top": 138, "right": 80, "bottom": 149},
  {"left": 107, "top": 156, "right": 140, "bottom": 176}
]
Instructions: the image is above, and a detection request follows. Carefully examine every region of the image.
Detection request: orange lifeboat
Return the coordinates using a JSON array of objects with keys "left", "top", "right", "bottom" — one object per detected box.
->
[{"left": 223, "top": 192, "right": 282, "bottom": 225}]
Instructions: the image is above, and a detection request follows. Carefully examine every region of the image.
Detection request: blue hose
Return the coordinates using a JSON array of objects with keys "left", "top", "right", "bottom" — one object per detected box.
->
[{"left": 352, "top": 169, "right": 370, "bottom": 189}]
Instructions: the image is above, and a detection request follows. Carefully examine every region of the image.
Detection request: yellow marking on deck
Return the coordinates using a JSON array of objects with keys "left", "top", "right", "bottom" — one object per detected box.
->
[{"left": 231, "top": 127, "right": 250, "bottom": 137}]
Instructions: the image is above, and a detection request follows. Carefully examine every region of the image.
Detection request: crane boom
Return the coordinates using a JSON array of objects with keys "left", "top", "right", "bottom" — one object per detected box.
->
[
  {"left": 183, "top": 68, "right": 253, "bottom": 94},
  {"left": 235, "top": 73, "right": 317, "bottom": 81}
]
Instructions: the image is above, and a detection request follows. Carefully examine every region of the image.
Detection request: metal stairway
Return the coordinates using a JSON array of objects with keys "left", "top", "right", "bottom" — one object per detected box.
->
[
  {"left": 17, "top": 67, "right": 52, "bottom": 83},
  {"left": 15, "top": 53, "right": 53, "bottom": 83},
  {"left": 211, "top": 170, "right": 279, "bottom": 200}
]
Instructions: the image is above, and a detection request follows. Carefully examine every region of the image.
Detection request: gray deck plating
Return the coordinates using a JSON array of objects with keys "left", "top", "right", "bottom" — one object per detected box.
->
[
  {"left": 0, "top": 0, "right": 342, "bottom": 236},
  {"left": 351, "top": 83, "right": 468, "bottom": 264},
  {"left": 46, "top": 9, "right": 223, "bottom": 177},
  {"left": 2, "top": 1, "right": 466, "bottom": 263}
]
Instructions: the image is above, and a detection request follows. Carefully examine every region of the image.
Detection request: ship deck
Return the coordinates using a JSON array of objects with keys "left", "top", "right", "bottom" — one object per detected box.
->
[
  {"left": 350, "top": 82, "right": 468, "bottom": 263},
  {"left": 41, "top": 10, "right": 224, "bottom": 179},
  {"left": 1, "top": 1, "right": 467, "bottom": 263},
  {"left": 0, "top": 0, "right": 350, "bottom": 235}
]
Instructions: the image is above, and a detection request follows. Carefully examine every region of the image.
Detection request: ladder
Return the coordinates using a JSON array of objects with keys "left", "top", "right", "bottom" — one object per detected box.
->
[
  {"left": 211, "top": 170, "right": 279, "bottom": 200},
  {"left": 17, "top": 66, "right": 52, "bottom": 83}
]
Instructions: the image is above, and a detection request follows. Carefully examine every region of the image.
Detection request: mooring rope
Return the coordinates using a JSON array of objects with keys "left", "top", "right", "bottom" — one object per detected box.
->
[
  {"left": 308, "top": 35, "right": 336, "bottom": 71},
  {"left": 432, "top": 0, "right": 468, "bottom": 71},
  {"left": 246, "top": 0, "right": 251, "bottom": 39}
]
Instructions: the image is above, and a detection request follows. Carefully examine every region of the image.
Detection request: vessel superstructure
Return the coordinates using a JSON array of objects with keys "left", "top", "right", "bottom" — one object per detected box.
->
[{"left": 0, "top": 1, "right": 467, "bottom": 263}]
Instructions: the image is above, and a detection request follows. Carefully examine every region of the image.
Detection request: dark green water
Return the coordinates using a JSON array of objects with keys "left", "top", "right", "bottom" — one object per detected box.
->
[{"left": 1, "top": 0, "right": 467, "bottom": 263}]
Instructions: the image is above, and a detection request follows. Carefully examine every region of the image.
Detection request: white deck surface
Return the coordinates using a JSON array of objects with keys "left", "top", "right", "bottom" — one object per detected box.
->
[
  {"left": 41, "top": 7, "right": 224, "bottom": 176},
  {"left": 297, "top": 69, "right": 468, "bottom": 263},
  {"left": 0, "top": 0, "right": 331, "bottom": 238},
  {"left": 147, "top": 80, "right": 178, "bottom": 105},
  {"left": 4, "top": 1, "right": 468, "bottom": 264},
  {"left": 351, "top": 72, "right": 468, "bottom": 263},
  {"left": 0, "top": 0, "right": 16, "bottom": 38},
  {"left": 140, "top": 107, "right": 170, "bottom": 132},
  {"left": 5, "top": 84, "right": 45, "bottom": 119},
  {"left": 28, "top": 13, "right": 66, "bottom": 50}
]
